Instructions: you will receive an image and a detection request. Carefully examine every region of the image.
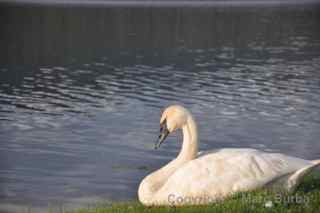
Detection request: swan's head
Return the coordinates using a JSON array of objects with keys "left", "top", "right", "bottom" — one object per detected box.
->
[{"left": 155, "top": 105, "right": 190, "bottom": 149}]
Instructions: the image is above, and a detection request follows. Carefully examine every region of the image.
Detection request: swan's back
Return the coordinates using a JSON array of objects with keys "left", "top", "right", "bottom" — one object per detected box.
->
[{"left": 155, "top": 148, "right": 311, "bottom": 205}]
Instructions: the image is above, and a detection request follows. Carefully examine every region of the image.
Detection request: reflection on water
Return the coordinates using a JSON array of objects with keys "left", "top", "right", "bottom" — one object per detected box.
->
[{"left": 1, "top": 3, "right": 320, "bottom": 212}]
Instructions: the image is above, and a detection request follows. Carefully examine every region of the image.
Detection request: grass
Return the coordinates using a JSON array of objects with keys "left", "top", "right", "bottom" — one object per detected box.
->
[{"left": 70, "top": 172, "right": 320, "bottom": 213}]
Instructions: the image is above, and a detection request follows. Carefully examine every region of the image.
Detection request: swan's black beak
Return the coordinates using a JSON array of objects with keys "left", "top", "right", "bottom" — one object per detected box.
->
[{"left": 155, "top": 120, "right": 169, "bottom": 149}]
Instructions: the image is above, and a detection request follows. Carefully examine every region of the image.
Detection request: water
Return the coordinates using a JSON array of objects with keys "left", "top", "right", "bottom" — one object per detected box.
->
[{"left": 1, "top": 2, "right": 320, "bottom": 212}]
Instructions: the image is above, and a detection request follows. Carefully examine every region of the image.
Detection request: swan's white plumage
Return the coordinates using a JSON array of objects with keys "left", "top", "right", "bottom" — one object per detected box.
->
[{"left": 138, "top": 105, "right": 320, "bottom": 206}]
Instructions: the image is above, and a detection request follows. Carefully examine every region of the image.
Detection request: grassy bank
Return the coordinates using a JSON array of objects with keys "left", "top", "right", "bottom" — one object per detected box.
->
[{"left": 71, "top": 172, "right": 320, "bottom": 213}]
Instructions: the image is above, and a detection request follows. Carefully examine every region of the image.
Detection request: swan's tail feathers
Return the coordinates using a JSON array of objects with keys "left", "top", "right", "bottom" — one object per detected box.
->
[{"left": 287, "top": 160, "right": 320, "bottom": 193}]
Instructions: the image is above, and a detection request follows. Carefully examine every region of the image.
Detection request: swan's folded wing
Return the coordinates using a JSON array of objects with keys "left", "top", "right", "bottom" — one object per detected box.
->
[{"left": 157, "top": 149, "right": 311, "bottom": 203}]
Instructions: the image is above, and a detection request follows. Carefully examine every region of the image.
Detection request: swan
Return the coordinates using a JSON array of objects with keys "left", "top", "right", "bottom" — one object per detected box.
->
[{"left": 138, "top": 105, "right": 320, "bottom": 206}]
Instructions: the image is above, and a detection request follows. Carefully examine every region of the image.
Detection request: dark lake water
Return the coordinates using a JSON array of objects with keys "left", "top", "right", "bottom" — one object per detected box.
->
[{"left": 1, "top": 2, "right": 320, "bottom": 212}]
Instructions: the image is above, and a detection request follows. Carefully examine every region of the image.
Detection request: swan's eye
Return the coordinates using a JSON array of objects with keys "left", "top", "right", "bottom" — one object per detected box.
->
[{"left": 160, "top": 119, "right": 167, "bottom": 132}]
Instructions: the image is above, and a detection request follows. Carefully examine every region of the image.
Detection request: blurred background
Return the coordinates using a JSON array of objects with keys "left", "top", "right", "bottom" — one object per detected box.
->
[{"left": 0, "top": 0, "right": 320, "bottom": 212}]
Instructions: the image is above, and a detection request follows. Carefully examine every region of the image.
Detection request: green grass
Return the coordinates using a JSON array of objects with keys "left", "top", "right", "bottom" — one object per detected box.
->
[{"left": 70, "top": 172, "right": 320, "bottom": 213}]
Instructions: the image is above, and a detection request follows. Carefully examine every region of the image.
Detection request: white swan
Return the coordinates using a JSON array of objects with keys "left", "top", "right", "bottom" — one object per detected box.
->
[{"left": 138, "top": 105, "right": 320, "bottom": 206}]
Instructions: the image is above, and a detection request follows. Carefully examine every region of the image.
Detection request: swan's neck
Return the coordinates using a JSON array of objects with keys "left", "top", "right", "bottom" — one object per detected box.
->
[
  {"left": 138, "top": 114, "right": 198, "bottom": 205},
  {"left": 177, "top": 115, "right": 198, "bottom": 162}
]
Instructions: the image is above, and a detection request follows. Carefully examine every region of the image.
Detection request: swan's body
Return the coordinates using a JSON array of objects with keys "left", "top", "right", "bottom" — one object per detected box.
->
[{"left": 138, "top": 105, "right": 320, "bottom": 206}]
